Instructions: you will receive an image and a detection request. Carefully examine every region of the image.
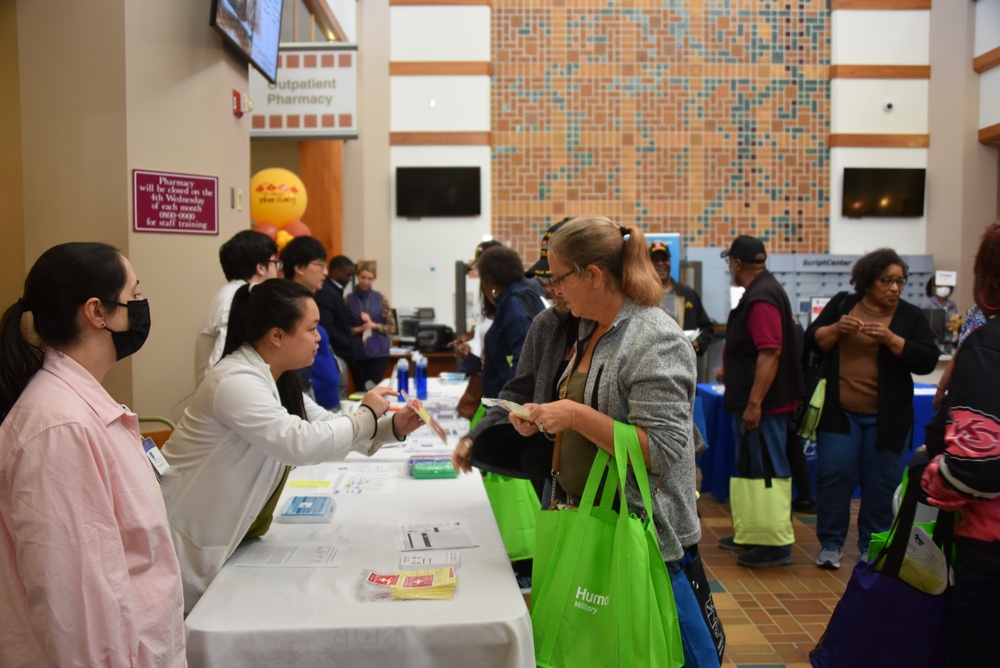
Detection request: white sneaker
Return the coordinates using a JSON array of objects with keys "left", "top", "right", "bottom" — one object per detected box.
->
[{"left": 816, "top": 547, "right": 842, "bottom": 570}]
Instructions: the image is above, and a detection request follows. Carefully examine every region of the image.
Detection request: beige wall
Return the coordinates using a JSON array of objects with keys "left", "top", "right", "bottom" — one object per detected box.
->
[
  {"left": 342, "top": 0, "right": 391, "bottom": 295},
  {"left": 16, "top": 0, "right": 253, "bottom": 418},
  {"left": 0, "top": 4, "right": 25, "bottom": 309},
  {"left": 927, "top": 2, "right": 1000, "bottom": 314},
  {"left": 251, "top": 141, "right": 300, "bottom": 177}
]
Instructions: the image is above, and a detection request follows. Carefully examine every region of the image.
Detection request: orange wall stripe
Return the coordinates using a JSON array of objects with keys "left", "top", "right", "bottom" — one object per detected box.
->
[
  {"left": 829, "top": 65, "right": 930, "bottom": 79},
  {"left": 831, "top": 0, "right": 930, "bottom": 9},
  {"left": 390, "top": 0, "right": 491, "bottom": 5},
  {"left": 974, "top": 46, "right": 1000, "bottom": 74},
  {"left": 979, "top": 123, "right": 1000, "bottom": 146},
  {"left": 390, "top": 132, "right": 492, "bottom": 146},
  {"left": 829, "top": 134, "right": 929, "bottom": 148},
  {"left": 390, "top": 62, "right": 493, "bottom": 76}
]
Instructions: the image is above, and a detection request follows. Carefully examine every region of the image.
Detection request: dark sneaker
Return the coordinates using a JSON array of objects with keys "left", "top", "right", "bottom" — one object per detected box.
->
[
  {"left": 515, "top": 574, "right": 532, "bottom": 594},
  {"left": 718, "top": 536, "right": 753, "bottom": 551},
  {"left": 737, "top": 546, "right": 794, "bottom": 568},
  {"left": 792, "top": 499, "right": 818, "bottom": 514}
]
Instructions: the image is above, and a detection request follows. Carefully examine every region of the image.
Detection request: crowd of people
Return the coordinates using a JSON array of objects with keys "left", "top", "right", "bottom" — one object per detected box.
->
[{"left": 0, "top": 216, "right": 996, "bottom": 666}]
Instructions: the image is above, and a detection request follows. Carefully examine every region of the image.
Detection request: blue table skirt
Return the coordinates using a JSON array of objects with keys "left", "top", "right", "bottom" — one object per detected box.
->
[{"left": 696, "top": 383, "right": 937, "bottom": 502}]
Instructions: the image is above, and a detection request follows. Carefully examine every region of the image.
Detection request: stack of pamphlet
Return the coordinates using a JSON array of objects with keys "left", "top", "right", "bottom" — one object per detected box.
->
[{"left": 362, "top": 567, "right": 457, "bottom": 600}]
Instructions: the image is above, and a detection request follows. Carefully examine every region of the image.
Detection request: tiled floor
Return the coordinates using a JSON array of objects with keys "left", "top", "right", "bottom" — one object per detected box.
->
[{"left": 699, "top": 495, "right": 862, "bottom": 668}]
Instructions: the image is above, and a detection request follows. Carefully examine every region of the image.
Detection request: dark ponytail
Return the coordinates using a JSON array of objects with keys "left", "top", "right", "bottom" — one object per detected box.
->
[
  {"left": 222, "top": 278, "right": 314, "bottom": 419},
  {"left": 0, "top": 243, "right": 127, "bottom": 423}
]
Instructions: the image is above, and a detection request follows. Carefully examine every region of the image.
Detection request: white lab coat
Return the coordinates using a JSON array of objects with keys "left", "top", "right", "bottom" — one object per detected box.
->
[{"left": 161, "top": 344, "right": 398, "bottom": 612}]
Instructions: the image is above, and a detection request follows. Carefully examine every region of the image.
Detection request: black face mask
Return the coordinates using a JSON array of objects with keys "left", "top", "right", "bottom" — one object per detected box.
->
[{"left": 105, "top": 299, "right": 151, "bottom": 360}]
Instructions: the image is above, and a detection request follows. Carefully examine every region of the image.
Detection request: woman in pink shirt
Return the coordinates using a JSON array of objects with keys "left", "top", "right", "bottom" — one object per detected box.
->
[{"left": 0, "top": 243, "right": 186, "bottom": 667}]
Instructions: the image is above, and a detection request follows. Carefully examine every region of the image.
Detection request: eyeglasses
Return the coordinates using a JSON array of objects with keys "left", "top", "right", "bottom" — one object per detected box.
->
[
  {"left": 268, "top": 259, "right": 283, "bottom": 272},
  {"left": 549, "top": 269, "right": 576, "bottom": 288},
  {"left": 877, "top": 277, "right": 907, "bottom": 288},
  {"left": 309, "top": 260, "right": 327, "bottom": 269}
]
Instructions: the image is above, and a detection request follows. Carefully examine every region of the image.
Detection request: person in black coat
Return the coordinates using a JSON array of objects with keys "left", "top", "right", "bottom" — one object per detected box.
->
[
  {"left": 804, "top": 248, "right": 939, "bottom": 570},
  {"left": 648, "top": 240, "right": 714, "bottom": 355},
  {"left": 315, "top": 255, "right": 355, "bottom": 399}
]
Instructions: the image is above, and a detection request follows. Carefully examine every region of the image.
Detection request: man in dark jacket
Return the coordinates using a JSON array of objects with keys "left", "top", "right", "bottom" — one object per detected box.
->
[
  {"left": 316, "top": 255, "right": 355, "bottom": 399},
  {"left": 649, "top": 240, "right": 715, "bottom": 355},
  {"left": 719, "top": 235, "right": 804, "bottom": 568}
]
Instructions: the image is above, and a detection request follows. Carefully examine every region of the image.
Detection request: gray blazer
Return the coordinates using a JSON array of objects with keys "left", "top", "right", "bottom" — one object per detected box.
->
[{"left": 559, "top": 299, "right": 701, "bottom": 562}]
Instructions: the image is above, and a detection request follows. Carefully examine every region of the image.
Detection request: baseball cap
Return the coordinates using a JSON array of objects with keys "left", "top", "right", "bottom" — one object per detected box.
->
[
  {"left": 648, "top": 240, "right": 671, "bottom": 258},
  {"left": 525, "top": 217, "right": 573, "bottom": 278},
  {"left": 468, "top": 239, "right": 502, "bottom": 270},
  {"left": 720, "top": 235, "right": 767, "bottom": 263}
]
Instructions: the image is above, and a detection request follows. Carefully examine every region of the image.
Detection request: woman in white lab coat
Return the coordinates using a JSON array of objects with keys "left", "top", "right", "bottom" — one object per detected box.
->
[{"left": 161, "top": 279, "right": 421, "bottom": 612}]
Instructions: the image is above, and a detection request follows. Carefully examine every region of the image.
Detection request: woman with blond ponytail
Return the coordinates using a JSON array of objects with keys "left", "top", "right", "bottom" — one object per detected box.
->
[{"left": 513, "top": 216, "right": 719, "bottom": 665}]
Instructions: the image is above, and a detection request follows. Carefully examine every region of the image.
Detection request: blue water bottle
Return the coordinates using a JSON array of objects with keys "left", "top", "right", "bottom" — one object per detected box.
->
[
  {"left": 415, "top": 353, "right": 428, "bottom": 400},
  {"left": 396, "top": 357, "right": 409, "bottom": 401}
]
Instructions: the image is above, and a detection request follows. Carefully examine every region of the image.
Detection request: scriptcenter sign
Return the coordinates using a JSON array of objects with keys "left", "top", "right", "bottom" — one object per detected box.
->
[{"left": 249, "top": 45, "right": 358, "bottom": 139}]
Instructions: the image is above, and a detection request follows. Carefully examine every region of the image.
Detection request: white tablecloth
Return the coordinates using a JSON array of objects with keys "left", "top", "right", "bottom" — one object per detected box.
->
[{"left": 184, "top": 379, "right": 534, "bottom": 668}]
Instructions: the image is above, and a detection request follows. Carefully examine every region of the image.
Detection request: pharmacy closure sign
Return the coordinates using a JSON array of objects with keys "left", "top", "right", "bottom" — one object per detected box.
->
[{"left": 133, "top": 170, "right": 219, "bottom": 235}]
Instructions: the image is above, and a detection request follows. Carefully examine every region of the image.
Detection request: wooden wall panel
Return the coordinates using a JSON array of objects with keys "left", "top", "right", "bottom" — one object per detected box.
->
[
  {"left": 829, "top": 133, "right": 930, "bottom": 148},
  {"left": 390, "top": 62, "right": 492, "bottom": 76},
  {"left": 829, "top": 65, "right": 930, "bottom": 79},
  {"left": 298, "top": 140, "right": 344, "bottom": 258},
  {"left": 390, "top": 132, "right": 492, "bottom": 146},
  {"left": 973, "top": 46, "right": 1000, "bottom": 74},
  {"left": 831, "top": 0, "right": 930, "bottom": 9}
]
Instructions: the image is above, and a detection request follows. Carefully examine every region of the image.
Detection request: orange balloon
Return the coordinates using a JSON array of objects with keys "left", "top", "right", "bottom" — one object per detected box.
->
[
  {"left": 250, "top": 168, "right": 308, "bottom": 227},
  {"left": 283, "top": 221, "right": 311, "bottom": 238},
  {"left": 253, "top": 222, "right": 279, "bottom": 240}
]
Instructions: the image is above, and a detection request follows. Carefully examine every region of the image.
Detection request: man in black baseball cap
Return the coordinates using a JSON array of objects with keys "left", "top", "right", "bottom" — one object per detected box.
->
[
  {"left": 717, "top": 233, "right": 804, "bottom": 568},
  {"left": 648, "top": 239, "right": 714, "bottom": 356},
  {"left": 720, "top": 235, "right": 767, "bottom": 264},
  {"left": 525, "top": 217, "right": 572, "bottom": 279}
]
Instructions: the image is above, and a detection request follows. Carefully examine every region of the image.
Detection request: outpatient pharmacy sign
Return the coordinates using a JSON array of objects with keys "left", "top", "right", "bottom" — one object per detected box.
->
[
  {"left": 250, "top": 46, "right": 358, "bottom": 139},
  {"left": 132, "top": 170, "right": 219, "bottom": 235}
]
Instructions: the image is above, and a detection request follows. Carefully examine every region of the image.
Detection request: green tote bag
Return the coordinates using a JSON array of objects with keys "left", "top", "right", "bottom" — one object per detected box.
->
[
  {"left": 472, "top": 404, "right": 539, "bottom": 561},
  {"left": 482, "top": 472, "right": 538, "bottom": 561},
  {"left": 729, "top": 431, "right": 794, "bottom": 547},
  {"left": 530, "top": 422, "right": 683, "bottom": 668}
]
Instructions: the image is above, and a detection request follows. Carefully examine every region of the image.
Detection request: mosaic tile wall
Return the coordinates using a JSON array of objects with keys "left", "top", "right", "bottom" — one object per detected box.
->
[{"left": 491, "top": 0, "right": 831, "bottom": 260}]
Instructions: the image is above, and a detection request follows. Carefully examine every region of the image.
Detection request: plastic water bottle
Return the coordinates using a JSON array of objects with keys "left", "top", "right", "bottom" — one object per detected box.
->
[
  {"left": 415, "top": 353, "right": 428, "bottom": 400},
  {"left": 396, "top": 357, "right": 409, "bottom": 401}
]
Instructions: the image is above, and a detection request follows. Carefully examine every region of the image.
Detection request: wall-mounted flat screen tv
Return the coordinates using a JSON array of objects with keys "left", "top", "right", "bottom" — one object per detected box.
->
[
  {"left": 211, "top": 0, "right": 284, "bottom": 84},
  {"left": 396, "top": 167, "right": 482, "bottom": 218},
  {"left": 842, "top": 167, "right": 926, "bottom": 218}
]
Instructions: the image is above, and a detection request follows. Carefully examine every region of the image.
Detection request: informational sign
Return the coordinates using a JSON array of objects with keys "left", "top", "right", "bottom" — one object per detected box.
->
[
  {"left": 810, "top": 297, "right": 832, "bottom": 324},
  {"left": 249, "top": 45, "right": 358, "bottom": 139},
  {"left": 935, "top": 270, "right": 957, "bottom": 287},
  {"left": 794, "top": 255, "right": 856, "bottom": 273},
  {"left": 645, "top": 233, "right": 682, "bottom": 282},
  {"left": 132, "top": 170, "right": 218, "bottom": 235}
]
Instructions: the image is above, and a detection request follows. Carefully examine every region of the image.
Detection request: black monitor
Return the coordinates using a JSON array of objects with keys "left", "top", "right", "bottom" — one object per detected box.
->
[
  {"left": 211, "top": 0, "right": 284, "bottom": 84},
  {"left": 842, "top": 167, "right": 926, "bottom": 218},
  {"left": 396, "top": 167, "right": 481, "bottom": 218}
]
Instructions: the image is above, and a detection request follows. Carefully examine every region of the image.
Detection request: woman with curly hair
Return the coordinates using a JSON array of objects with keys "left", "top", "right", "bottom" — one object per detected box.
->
[{"left": 804, "top": 248, "right": 940, "bottom": 569}]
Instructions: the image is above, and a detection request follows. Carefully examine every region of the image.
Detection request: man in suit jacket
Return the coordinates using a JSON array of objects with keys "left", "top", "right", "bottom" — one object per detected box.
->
[{"left": 316, "top": 255, "right": 355, "bottom": 399}]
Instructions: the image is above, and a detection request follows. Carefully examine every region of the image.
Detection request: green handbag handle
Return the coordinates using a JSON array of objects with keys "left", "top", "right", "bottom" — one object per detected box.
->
[{"left": 535, "top": 422, "right": 655, "bottom": 665}]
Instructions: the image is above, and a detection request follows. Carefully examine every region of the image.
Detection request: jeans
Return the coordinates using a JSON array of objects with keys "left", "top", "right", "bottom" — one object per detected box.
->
[
  {"left": 816, "top": 411, "right": 908, "bottom": 554},
  {"left": 732, "top": 413, "right": 793, "bottom": 555}
]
